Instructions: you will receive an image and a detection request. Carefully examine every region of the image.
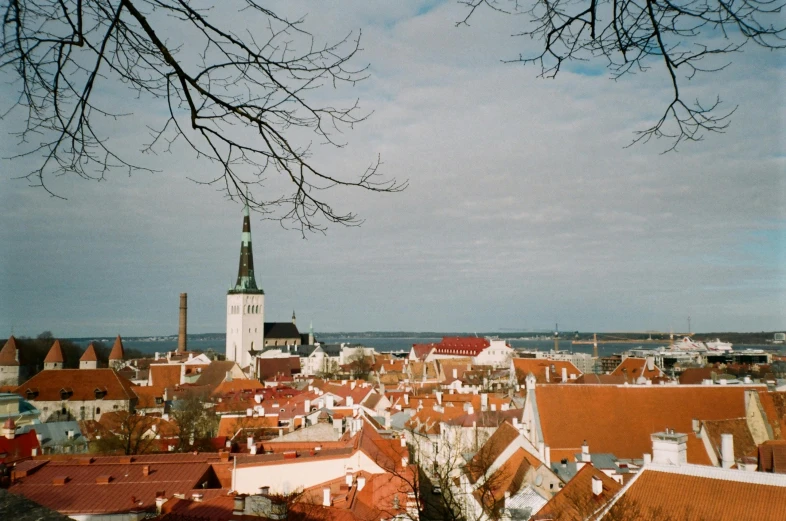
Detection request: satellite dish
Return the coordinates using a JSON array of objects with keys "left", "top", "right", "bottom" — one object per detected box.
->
[{"left": 535, "top": 475, "right": 543, "bottom": 486}]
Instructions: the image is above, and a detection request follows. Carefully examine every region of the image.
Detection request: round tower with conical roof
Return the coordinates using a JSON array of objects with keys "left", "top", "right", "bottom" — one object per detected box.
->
[
  {"left": 108, "top": 335, "right": 125, "bottom": 370},
  {"left": 43, "top": 339, "right": 64, "bottom": 370},
  {"left": 80, "top": 343, "right": 99, "bottom": 369},
  {"left": 0, "top": 336, "right": 20, "bottom": 385}
]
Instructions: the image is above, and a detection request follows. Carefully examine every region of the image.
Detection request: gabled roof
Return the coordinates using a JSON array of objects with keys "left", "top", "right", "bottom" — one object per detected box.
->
[
  {"left": 9, "top": 456, "right": 229, "bottom": 515},
  {"left": 535, "top": 463, "right": 621, "bottom": 521},
  {"left": 0, "top": 336, "right": 19, "bottom": 366},
  {"left": 195, "top": 361, "right": 245, "bottom": 390},
  {"left": 533, "top": 385, "right": 753, "bottom": 464},
  {"left": 512, "top": 358, "right": 582, "bottom": 383},
  {"left": 43, "top": 340, "right": 64, "bottom": 364},
  {"left": 759, "top": 440, "right": 786, "bottom": 473},
  {"left": 14, "top": 369, "right": 137, "bottom": 402},
  {"left": 149, "top": 364, "right": 182, "bottom": 387},
  {"left": 467, "top": 421, "right": 524, "bottom": 483},
  {"left": 606, "top": 464, "right": 786, "bottom": 520},
  {"left": 79, "top": 343, "right": 99, "bottom": 362},
  {"left": 610, "top": 357, "right": 664, "bottom": 382},
  {"left": 701, "top": 417, "right": 757, "bottom": 461},
  {"left": 0, "top": 429, "right": 41, "bottom": 464},
  {"left": 108, "top": 335, "right": 125, "bottom": 360},
  {"left": 264, "top": 322, "right": 300, "bottom": 339}
]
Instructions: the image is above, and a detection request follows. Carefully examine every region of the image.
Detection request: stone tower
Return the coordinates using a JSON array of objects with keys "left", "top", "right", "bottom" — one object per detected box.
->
[
  {"left": 44, "top": 339, "right": 64, "bottom": 370},
  {"left": 108, "top": 335, "right": 125, "bottom": 370},
  {"left": 226, "top": 200, "right": 264, "bottom": 371},
  {"left": 0, "top": 336, "right": 20, "bottom": 386},
  {"left": 80, "top": 342, "right": 99, "bottom": 369}
]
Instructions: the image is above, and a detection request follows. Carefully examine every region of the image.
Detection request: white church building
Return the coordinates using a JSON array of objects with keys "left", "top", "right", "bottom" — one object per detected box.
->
[{"left": 225, "top": 202, "right": 308, "bottom": 373}]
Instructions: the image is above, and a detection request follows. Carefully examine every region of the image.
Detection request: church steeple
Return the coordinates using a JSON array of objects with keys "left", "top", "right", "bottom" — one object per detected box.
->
[{"left": 231, "top": 199, "right": 263, "bottom": 293}]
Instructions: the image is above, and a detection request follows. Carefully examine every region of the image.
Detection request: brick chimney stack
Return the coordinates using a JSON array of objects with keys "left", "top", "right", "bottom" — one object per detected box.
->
[{"left": 178, "top": 293, "right": 187, "bottom": 354}]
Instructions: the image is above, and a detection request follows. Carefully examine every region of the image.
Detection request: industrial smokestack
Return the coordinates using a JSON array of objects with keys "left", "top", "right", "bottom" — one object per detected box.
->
[{"left": 178, "top": 293, "right": 187, "bottom": 353}]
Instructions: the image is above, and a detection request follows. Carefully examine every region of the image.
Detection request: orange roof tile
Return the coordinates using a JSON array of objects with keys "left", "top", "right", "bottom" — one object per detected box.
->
[
  {"left": 610, "top": 358, "right": 664, "bottom": 382},
  {"left": 15, "top": 369, "right": 138, "bottom": 402},
  {"left": 535, "top": 464, "right": 621, "bottom": 521},
  {"left": 150, "top": 364, "right": 182, "bottom": 387},
  {"left": 0, "top": 336, "right": 19, "bottom": 366},
  {"left": 79, "top": 343, "right": 99, "bottom": 362},
  {"left": 701, "top": 417, "right": 758, "bottom": 461},
  {"left": 513, "top": 358, "right": 582, "bottom": 383},
  {"left": 612, "top": 467, "right": 786, "bottom": 520},
  {"left": 108, "top": 335, "right": 125, "bottom": 360},
  {"left": 43, "top": 340, "right": 64, "bottom": 363},
  {"left": 534, "top": 385, "right": 752, "bottom": 464},
  {"left": 467, "top": 421, "right": 525, "bottom": 483},
  {"left": 759, "top": 440, "right": 786, "bottom": 473},
  {"left": 217, "top": 415, "right": 279, "bottom": 438}
]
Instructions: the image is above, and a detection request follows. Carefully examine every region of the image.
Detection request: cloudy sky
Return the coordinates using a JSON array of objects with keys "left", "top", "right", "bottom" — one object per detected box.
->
[{"left": 1, "top": 0, "right": 784, "bottom": 337}]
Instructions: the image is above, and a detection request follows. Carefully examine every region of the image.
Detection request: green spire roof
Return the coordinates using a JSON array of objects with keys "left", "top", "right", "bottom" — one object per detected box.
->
[{"left": 230, "top": 199, "right": 263, "bottom": 294}]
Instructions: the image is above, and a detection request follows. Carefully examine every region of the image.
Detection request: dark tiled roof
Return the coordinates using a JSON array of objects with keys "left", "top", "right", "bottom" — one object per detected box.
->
[
  {"left": 264, "top": 322, "right": 300, "bottom": 339},
  {"left": 195, "top": 361, "right": 240, "bottom": 390}
]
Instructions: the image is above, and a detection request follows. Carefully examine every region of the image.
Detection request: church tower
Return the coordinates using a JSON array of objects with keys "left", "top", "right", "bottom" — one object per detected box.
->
[{"left": 225, "top": 201, "right": 264, "bottom": 371}]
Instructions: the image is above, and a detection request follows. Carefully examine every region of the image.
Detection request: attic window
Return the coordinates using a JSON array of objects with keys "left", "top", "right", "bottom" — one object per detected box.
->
[
  {"left": 94, "top": 388, "right": 107, "bottom": 400},
  {"left": 26, "top": 388, "right": 39, "bottom": 399},
  {"left": 60, "top": 388, "right": 73, "bottom": 400}
]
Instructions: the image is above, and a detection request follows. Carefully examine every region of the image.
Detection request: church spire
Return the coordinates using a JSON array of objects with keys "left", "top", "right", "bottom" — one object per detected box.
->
[{"left": 232, "top": 198, "right": 262, "bottom": 293}]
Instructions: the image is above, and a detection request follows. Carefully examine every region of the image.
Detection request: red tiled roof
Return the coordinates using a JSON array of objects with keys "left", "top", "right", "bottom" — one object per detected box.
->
[
  {"left": 678, "top": 367, "right": 716, "bottom": 385},
  {"left": 150, "top": 364, "right": 182, "bottom": 387},
  {"left": 15, "top": 369, "right": 138, "bottom": 402},
  {"left": 9, "top": 457, "right": 230, "bottom": 514},
  {"left": 535, "top": 464, "right": 621, "bottom": 521},
  {"left": 701, "top": 418, "right": 757, "bottom": 461},
  {"left": 574, "top": 374, "right": 627, "bottom": 385},
  {"left": 610, "top": 358, "right": 664, "bottom": 382},
  {"left": 759, "top": 441, "right": 786, "bottom": 473},
  {"left": 217, "top": 415, "right": 279, "bottom": 438},
  {"left": 467, "top": 421, "right": 523, "bottom": 483},
  {"left": 79, "top": 343, "right": 99, "bottom": 362},
  {"left": 108, "top": 335, "right": 125, "bottom": 360},
  {"left": 44, "top": 340, "right": 64, "bottom": 364},
  {"left": 612, "top": 468, "right": 786, "bottom": 520},
  {"left": 512, "top": 358, "right": 582, "bottom": 383},
  {"left": 0, "top": 429, "right": 41, "bottom": 464},
  {"left": 0, "top": 336, "right": 19, "bottom": 366},
  {"left": 534, "top": 385, "right": 752, "bottom": 464}
]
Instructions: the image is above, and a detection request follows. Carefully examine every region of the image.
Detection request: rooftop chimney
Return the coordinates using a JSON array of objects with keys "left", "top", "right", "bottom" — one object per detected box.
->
[
  {"left": 178, "top": 293, "right": 187, "bottom": 354},
  {"left": 233, "top": 496, "right": 246, "bottom": 515},
  {"left": 721, "top": 433, "right": 734, "bottom": 469},
  {"left": 591, "top": 476, "right": 603, "bottom": 496},
  {"left": 581, "top": 440, "right": 590, "bottom": 462},
  {"left": 345, "top": 472, "right": 353, "bottom": 487},
  {"left": 561, "top": 367, "right": 568, "bottom": 382},
  {"left": 651, "top": 431, "right": 688, "bottom": 465},
  {"left": 322, "top": 487, "right": 331, "bottom": 507},
  {"left": 357, "top": 476, "right": 366, "bottom": 491}
]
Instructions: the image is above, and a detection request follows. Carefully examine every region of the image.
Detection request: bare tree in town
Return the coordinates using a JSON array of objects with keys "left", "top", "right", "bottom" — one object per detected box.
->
[
  {"left": 170, "top": 389, "right": 217, "bottom": 452},
  {"left": 458, "top": 0, "right": 785, "bottom": 150},
  {"left": 1, "top": 0, "right": 405, "bottom": 233}
]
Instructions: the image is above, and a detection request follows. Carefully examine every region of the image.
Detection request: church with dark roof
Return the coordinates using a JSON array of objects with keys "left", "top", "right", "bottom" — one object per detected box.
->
[{"left": 224, "top": 202, "right": 309, "bottom": 373}]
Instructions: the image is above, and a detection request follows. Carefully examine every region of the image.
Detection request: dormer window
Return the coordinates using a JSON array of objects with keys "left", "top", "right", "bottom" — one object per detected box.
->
[
  {"left": 60, "top": 388, "right": 73, "bottom": 400},
  {"left": 94, "top": 388, "right": 107, "bottom": 400},
  {"left": 26, "top": 388, "right": 39, "bottom": 400}
]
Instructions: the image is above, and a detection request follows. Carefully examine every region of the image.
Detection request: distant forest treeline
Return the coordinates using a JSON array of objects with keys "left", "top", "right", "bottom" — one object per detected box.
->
[{"left": 2, "top": 332, "right": 147, "bottom": 381}]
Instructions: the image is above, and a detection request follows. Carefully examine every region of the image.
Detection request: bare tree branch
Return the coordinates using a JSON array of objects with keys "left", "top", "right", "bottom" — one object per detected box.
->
[
  {"left": 1, "top": 0, "right": 406, "bottom": 234},
  {"left": 458, "top": 0, "right": 785, "bottom": 151}
]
